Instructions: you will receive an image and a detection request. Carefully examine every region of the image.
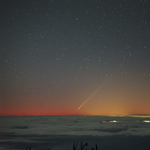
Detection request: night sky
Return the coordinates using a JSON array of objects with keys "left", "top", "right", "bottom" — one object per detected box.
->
[{"left": 1, "top": 0, "right": 150, "bottom": 116}]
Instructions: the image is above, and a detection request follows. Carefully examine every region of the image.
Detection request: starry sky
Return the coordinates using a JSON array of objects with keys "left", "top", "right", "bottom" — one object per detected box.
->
[{"left": 1, "top": 0, "right": 150, "bottom": 116}]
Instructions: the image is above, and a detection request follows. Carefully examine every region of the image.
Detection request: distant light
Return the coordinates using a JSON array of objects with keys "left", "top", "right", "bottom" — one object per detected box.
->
[
  {"left": 103, "top": 120, "right": 119, "bottom": 123},
  {"left": 143, "top": 120, "right": 150, "bottom": 123},
  {"left": 102, "top": 121, "right": 107, "bottom": 123},
  {"left": 110, "top": 120, "right": 118, "bottom": 123}
]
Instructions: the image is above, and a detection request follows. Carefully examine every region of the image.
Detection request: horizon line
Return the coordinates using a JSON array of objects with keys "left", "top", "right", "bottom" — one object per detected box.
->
[{"left": 1, "top": 114, "right": 150, "bottom": 117}]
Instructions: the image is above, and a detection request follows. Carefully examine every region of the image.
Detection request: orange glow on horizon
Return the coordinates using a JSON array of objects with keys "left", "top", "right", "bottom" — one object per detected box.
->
[
  {"left": 0, "top": 111, "right": 85, "bottom": 116},
  {"left": 1, "top": 95, "right": 150, "bottom": 116},
  {"left": 1, "top": 109, "right": 150, "bottom": 117}
]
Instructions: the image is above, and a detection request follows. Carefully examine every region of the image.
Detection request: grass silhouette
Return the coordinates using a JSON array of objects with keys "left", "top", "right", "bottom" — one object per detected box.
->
[{"left": 25, "top": 142, "right": 98, "bottom": 150}]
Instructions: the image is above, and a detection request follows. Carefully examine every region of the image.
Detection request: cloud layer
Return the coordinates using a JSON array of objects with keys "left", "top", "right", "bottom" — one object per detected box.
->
[{"left": 0, "top": 115, "right": 150, "bottom": 150}]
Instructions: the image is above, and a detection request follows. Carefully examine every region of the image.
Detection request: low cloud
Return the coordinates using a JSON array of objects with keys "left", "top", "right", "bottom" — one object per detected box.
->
[
  {"left": 11, "top": 126, "right": 28, "bottom": 129},
  {"left": 1, "top": 115, "right": 150, "bottom": 149}
]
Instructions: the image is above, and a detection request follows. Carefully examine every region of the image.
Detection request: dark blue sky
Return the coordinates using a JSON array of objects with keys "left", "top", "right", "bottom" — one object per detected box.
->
[{"left": 1, "top": 0, "right": 150, "bottom": 116}]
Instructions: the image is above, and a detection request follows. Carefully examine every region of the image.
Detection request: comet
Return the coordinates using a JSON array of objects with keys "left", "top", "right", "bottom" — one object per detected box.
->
[
  {"left": 77, "top": 87, "right": 100, "bottom": 110},
  {"left": 77, "top": 79, "right": 109, "bottom": 110}
]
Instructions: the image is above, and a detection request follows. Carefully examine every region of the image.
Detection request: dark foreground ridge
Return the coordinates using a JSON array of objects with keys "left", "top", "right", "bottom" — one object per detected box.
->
[
  {"left": 26, "top": 142, "right": 98, "bottom": 150},
  {"left": 1, "top": 134, "right": 150, "bottom": 150}
]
